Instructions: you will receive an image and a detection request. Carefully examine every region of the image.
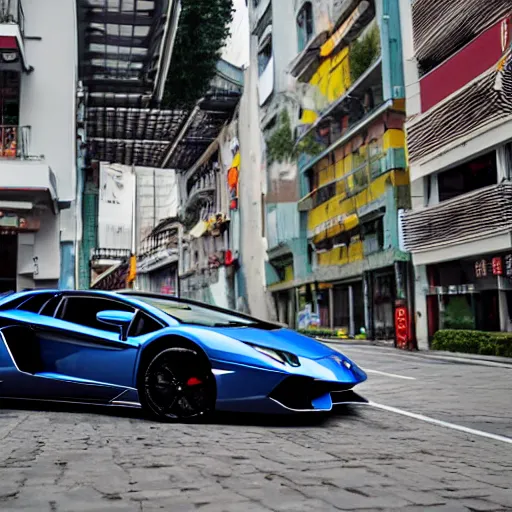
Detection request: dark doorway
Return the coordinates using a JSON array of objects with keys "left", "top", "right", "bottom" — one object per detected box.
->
[
  {"left": 0, "top": 234, "right": 17, "bottom": 292},
  {"left": 477, "top": 290, "right": 500, "bottom": 332}
]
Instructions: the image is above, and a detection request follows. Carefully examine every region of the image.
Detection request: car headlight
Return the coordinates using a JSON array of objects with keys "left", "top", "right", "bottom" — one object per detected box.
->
[{"left": 247, "top": 343, "right": 300, "bottom": 367}]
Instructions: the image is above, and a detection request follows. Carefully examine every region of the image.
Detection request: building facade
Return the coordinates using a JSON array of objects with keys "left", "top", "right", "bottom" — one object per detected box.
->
[
  {"left": 400, "top": 1, "right": 512, "bottom": 349},
  {"left": 249, "top": 0, "right": 413, "bottom": 344},
  {"left": 176, "top": 60, "right": 244, "bottom": 308},
  {"left": 0, "top": 0, "right": 78, "bottom": 292}
]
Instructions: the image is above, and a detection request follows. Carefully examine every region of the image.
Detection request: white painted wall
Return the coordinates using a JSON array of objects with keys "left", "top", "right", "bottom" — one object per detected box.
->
[
  {"left": 398, "top": 0, "right": 421, "bottom": 117},
  {"left": 222, "top": 0, "right": 250, "bottom": 67},
  {"left": 238, "top": 62, "right": 272, "bottom": 320},
  {"left": 18, "top": 0, "right": 78, "bottom": 242}
]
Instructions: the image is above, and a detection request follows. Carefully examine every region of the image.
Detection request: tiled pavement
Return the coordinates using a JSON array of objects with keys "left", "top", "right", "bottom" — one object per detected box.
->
[{"left": 0, "top": 344, "right": 511, "bottom": 511}]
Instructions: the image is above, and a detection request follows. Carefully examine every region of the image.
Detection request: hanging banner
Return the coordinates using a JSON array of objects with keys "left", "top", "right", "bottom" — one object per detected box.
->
[{"left": 228, "top": 149, "right": 240, "bottom": 210}]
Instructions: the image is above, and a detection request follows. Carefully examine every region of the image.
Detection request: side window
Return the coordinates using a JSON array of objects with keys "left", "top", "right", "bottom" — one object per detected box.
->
[
  {"left": 128, "top": 311, "right": 163, "bottom": 337},
  {"left": 40, "top": 296, "right": 63, "bottom": 317},
  {"left": 58, "top": 297, "right": 135, "bottom": 333},
  {"left": 17, "top": 294, "right": 57, "bottom": 314}
]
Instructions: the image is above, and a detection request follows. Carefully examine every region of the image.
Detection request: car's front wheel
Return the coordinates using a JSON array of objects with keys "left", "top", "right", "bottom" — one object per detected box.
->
[{"left": 139, "top": 347, "right": 216, "bottom": 422}]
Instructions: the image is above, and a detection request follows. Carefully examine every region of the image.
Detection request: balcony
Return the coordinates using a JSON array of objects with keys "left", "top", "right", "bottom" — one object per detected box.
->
[
  {"left": 0, "top": 125, "right": 58, "bottom": 213},
  {"left": 0, "top": 0, "right": 27, "bottom": 72},
  {"left": 0, "top": 125, "right": 29, "bottom": 159},
  {"left": 402, "top": 183, "right": 512, "bottom": 253},
  {"left": 0, "top": 0, "right": 24, "bottom": 30}
]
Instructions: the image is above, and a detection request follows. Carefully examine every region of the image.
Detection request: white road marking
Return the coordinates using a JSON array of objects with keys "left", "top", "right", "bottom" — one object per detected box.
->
[
  {"left": 368, "top": 401, "right": 512, "bottom": 445},
  {"left": 363, "top": 369, "right": 416, "bottom": 380}
]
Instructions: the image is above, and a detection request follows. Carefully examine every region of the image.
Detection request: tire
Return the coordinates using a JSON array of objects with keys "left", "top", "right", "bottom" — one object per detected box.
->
[{"left": 139, "top": 347, "right": 216, "bottom": 422}]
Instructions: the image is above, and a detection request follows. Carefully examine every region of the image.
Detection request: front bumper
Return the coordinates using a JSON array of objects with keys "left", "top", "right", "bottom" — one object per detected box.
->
[{"left": 211, "top": 353, "right": 367, "bottom": 414}]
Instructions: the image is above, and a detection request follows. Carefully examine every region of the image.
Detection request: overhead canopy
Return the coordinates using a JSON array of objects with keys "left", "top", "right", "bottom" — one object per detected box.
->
[
  {"left": 77, "top": 2, "right": 243, "bottom": 170},
  {"left": 78, "top": 0, "right": 177, "bottom": 103},
  {"left": 87, "top": 107, "right": 187, "bottom": 167}
]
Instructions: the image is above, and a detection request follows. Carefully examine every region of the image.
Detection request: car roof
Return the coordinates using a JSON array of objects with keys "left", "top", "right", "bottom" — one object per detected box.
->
[{"left": 0, "top": 289, "right": 281, "bottom": 328}]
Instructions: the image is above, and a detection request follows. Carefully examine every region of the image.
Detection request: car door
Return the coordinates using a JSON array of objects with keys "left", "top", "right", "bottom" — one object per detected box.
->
[{"left": 0, "top": 293, "right": 164, "bottom": 403}]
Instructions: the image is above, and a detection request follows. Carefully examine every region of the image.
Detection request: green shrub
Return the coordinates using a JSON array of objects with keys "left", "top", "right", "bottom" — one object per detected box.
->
[
  {"left": 442, "top": 297, "right": 475, "bottom": 330},
  {"left": 432, "top": 330, "right": 512, "bottom": 358}
]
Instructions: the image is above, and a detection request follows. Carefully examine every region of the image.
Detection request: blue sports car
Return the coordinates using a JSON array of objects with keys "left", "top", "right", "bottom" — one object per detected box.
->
[{"left": 0, "top": 289, "right": 367, "bottom": 421}]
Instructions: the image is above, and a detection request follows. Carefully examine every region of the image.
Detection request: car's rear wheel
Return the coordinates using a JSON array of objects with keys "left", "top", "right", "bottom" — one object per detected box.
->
[{"left": 139, "top": 347, "right": 216, "bottom": 422}]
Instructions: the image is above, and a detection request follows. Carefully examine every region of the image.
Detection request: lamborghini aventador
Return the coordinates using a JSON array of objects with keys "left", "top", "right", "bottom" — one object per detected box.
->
[{"left": 0, "top": 289, "right": 367, "bottom": 421}]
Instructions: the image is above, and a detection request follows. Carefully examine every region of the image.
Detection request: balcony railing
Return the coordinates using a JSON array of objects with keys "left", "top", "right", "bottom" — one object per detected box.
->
[
  {"left": 0, "top": 0, "right": 25, "bottom": 35},
  {"left": 0, "top": 125, "right": 30, "bottom": 159},
  {"left": 402, "top": 183, "right": 512, "bottom": 252}
]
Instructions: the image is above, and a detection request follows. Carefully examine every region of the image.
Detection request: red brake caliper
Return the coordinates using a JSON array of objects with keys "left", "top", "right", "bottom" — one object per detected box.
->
[{"left": 186, "top": 377, "right": 203, "bottom": 387}]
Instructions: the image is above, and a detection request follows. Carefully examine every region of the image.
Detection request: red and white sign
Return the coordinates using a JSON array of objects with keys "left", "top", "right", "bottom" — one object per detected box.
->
[
  {"left": 395, "top": 306, "right": 409, "bottom": 350},
  {"left": 492, "top": 257, "right": 503, "bottom": 276}
]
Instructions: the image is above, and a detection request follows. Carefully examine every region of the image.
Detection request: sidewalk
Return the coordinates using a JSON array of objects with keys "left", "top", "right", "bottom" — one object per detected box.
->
[{"left": 319, "top": 337, "right": 512, "bottom": 369}]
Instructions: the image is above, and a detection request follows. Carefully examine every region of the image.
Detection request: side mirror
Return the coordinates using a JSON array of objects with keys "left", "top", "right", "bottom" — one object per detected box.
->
[{"left": 97, "top": 310, "right": 135, "bottom": 341}]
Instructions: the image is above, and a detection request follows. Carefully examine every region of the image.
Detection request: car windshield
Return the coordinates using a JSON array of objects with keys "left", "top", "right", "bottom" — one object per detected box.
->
[{"left": 134, "top": 296, "right": 259, "bottom": 328}]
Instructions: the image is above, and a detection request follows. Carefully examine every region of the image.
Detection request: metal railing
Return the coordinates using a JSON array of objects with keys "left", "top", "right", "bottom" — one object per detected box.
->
[
  {"left": 0, "top": 125, "right": 30, "bottom": 159},
  {"left": 0, "top": 0, "right": 24, "bottom": 35}
]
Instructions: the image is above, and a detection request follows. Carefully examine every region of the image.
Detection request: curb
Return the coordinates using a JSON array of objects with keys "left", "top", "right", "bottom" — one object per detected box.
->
[{"left": 415, "top": 351, "right": 512, "bottom": 369}]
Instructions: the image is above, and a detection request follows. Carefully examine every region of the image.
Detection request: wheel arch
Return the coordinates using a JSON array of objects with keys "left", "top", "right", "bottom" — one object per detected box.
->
[{"left": 135, "top": 334, "right": 211, "bottom": 387}]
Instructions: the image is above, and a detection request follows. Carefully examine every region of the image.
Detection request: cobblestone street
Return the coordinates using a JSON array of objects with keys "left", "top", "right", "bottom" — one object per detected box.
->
[{"left": 0, "top": 345, "right": 511, "bottom": 511}]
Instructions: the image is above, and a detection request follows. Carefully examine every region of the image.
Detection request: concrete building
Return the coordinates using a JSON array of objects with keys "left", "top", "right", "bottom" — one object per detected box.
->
[
  {"left": 76, "top": 0, "right": 181, "bottom": 290},
  {"left": 400, "top": 1, "right": 512, "bottom": 349},
  {"left": 170, "top": 60, "right": 243, "bottom": 308},
  {"left": 247, "top": 0, "right": 304, "bottom": 325},
  {"left": 0, "top": 0, "right": 78, "bottom": 292},
  {"left": 248, "top": 0, "right": 412, "bottom": 343}
]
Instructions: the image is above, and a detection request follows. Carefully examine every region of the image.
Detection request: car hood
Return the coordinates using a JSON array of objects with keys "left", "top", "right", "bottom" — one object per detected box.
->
[{"left": 205, "top": 326, "right": 335, "bottom": 360}]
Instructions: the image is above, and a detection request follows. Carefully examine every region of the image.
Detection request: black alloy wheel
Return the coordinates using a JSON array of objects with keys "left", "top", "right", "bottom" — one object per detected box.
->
[{"left": 140, "top": 347, "right": 216, "bottom": 422}]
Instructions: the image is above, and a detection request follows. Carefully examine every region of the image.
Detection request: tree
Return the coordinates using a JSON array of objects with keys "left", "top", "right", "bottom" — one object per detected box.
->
[{"left": 162, "top": 0, "right": 234, "bottom": 109}]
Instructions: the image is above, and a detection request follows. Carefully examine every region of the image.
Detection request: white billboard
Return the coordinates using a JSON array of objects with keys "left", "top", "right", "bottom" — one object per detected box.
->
[{"left": 98, "top": 163, "right": 135, "bottom": 250}]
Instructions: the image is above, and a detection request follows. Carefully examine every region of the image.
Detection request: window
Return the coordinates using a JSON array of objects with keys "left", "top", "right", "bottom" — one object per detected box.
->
[
  {"left": 438, "top": 151, "right": 497, "bottom": 202},
  {"left": 57, "top": 297, "right": 135, "bottom": 334},
  {"left": 258, "top": 38, "right": 272, "bottom": 76},
  {"left": 131, "top": 295, "right": 275, "bottom": 329},
  {"left": 128, "top": 311, "right": 163, "bottom": 337},
  {"left": 40, "top": 295, "right": 63, "bottom": 317},
  {"left": 297, "top": 2, "right": 314, "bottom": 52},
  {"left": 17, "top": 293, "right": 57, "bottom": 314}
]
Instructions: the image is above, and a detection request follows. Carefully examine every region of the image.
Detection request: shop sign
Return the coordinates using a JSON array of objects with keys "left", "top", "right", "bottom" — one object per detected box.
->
[
  {"left": 505, "top": 254, "right": 512, "bottom": 277},
  {"left": 492, "top": 257, "right": 503, "bottom": 276},
  {"left": 474, "top": 259, "right": 488, "bottom": 278},
  {"left": 0, "top": 211, "right": 40, "bottom": 231},
  {"left": 475, "top": 256, "right": 511, "bottom": 278},
  {"left": 394, "top": 305, "right": 409, "bottom": 350}
]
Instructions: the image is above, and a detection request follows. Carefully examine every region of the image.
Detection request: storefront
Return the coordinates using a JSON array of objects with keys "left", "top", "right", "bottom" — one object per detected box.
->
[
  {"left": 368, "top": 268, "right": 397, "bottom": 340},
  {"left": 136, "top": 253, "right": 179, "bottom": 296},
  {"left": 426, "top": 252, "right": 512, "bottom": 337}
]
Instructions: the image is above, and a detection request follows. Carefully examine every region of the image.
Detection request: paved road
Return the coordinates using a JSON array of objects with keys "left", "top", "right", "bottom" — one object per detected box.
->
[{"left": 0, "top": 345, "right": 511, "bottom": 511}]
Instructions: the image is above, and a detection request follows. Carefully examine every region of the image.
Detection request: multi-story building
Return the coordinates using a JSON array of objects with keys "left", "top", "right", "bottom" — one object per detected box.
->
[
  {"left": 0, "top": 0, "right": 78, "bottom": 292},
  {"left": 76, "top": 0, "right": 181, "bottom": 290},
  {"left": 155, "top": 59, "right": 244, "bottom": 307},
  {"left": 250, "top": 0, "right": 412, "bottom": 342},
  {"left": 400, "top": 1, "right": 512, "bottom": 348},
  {"left": 248, "top": 0, "right": 305, "bottom": 325}
]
